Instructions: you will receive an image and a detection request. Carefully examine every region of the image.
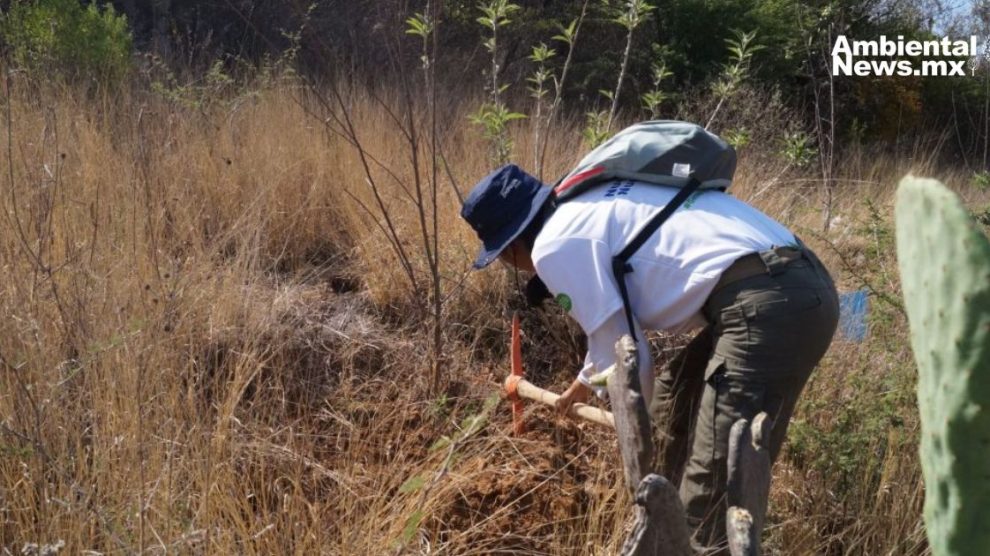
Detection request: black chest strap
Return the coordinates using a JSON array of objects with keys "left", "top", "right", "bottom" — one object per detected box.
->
[{"left": 612, "top": 177, "right": 702, "bottom": 342}]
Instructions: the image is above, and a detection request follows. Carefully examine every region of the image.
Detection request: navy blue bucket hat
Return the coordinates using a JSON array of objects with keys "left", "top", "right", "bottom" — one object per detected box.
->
[{"left": 461, "top": 164, "right": 554, "bottom": 269}]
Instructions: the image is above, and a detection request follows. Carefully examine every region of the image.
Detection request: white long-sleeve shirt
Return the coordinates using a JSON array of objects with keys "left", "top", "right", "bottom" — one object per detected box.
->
[{"left": 531, "top": 180, "right": 796, "bottom": 396}]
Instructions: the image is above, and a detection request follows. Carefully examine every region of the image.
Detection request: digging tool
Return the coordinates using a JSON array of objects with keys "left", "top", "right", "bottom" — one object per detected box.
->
[
  {"left": 504, "top": 315, "right": 772, "bottom": 554},
  {"left": 503, "top": 313, "right": 615, "bottom": 432}
]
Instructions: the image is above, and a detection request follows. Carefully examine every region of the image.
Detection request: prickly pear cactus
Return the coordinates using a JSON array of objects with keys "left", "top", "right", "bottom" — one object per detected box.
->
[{"left": 895, "top": 175, "right": 990, "bottom": 555}]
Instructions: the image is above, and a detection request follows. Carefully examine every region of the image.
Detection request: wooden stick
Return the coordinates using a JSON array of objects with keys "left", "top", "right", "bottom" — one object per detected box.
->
[
  {"left": 622, "top": 474, "right": 693, "bottom": 556},
  {"left": 510, "top": 313, "right": 525, "bottom": 435},
  {"left": 727, "top": 508, "right": 756, "bottom": 556},
  {"left": 726, "top": 412, "right": 773, "bottom": 556},
  {"left": 609, "top": 334, "right": 692, "bottom": 556},
  {"left": 508, "top": 377, "right": 615, "bottom": 429},
  {"left": 608, "top": 335, "right": 654, "bottom": 494}
]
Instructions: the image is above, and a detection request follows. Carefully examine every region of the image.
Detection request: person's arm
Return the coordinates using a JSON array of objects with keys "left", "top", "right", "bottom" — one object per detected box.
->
[
  {"left": 531, "top": 236, "right": 653, "bottom": 416},
  {"left": 556, "top": 308, "right": 654, "bottom": 416}
]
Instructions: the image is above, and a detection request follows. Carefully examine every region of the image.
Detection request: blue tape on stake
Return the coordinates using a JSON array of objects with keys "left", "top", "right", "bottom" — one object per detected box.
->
[{"left": 838, "top": 289, "right": 869, "bottom": 342}]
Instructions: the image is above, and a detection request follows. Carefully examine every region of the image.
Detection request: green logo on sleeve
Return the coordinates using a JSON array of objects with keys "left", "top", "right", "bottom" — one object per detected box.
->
[{"left": 555, "top": 293, "right": 572, "bottom": 311}]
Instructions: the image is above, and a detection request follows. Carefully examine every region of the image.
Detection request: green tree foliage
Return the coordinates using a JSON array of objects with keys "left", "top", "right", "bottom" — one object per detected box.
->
[
  {"left": 6, "top": 0, "right": 977, "bottom": 163},
  {"left": 652, "top": 0, "right": 803, "bottom": 85},
  {"left": 1, "top": 0, "right": 132, "bottom": 86}
]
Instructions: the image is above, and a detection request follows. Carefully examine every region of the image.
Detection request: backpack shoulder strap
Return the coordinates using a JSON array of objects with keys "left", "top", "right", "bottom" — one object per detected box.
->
[{"left": 611, "top": 177, "right": 702, "bottom": 342}]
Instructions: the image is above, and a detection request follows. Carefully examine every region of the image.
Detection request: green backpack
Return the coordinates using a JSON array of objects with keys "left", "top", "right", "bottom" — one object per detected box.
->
[
  {"left": 549, "top": 120, "right": 737, "bottom": 341},
  {"left": 554, "top": 120, "right": 736, "bottom": 200}
]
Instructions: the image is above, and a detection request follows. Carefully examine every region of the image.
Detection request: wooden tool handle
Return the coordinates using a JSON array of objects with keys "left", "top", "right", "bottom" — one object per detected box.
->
[{"left": 508, "top": 377, "right": 615, "bottom": 429}]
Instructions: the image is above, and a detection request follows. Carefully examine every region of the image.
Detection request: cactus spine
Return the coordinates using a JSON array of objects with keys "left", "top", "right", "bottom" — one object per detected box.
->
[{"left": 895, "top": 175, "right": 990, "bottom": 555}]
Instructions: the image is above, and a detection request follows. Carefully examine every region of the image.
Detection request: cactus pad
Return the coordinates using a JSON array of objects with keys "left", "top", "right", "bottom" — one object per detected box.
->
[{"left": 895, "top": 175, "right": 990, "bottom": 555}]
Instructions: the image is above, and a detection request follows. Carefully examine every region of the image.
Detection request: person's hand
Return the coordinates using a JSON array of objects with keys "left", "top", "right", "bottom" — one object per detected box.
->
[{"left": 555, "top": 379, "right": 592, "bottom": 418}]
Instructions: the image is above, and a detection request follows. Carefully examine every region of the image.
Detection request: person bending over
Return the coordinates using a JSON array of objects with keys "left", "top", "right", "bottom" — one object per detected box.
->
[{"left": 461, "top": 162, "right": 839, "bottom": 551}]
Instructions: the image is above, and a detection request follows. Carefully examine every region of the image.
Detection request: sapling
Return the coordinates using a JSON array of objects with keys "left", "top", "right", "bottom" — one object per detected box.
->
[
  {"left": 536, "top": 0, "right": 591, "bottom": 179},
  {"left": 527, "top": 43, "right": 556, "bottom": 174},
  {"left": 780, "top": 131, "right": 815, "bottom": 168},
  {"left": 582, "top": 109, "right": 611, "bottom": 148},
  {"left": 722, "top": 128, "right": 751, "bottom": 150},
  {"left": 405, "top": 12, "right": 434, "bottom": 72},
  {"left": 405, "top": 7, "right": 447, "bottom": 394},
  {"left": 605, "top": 0, "right": 655, "bottom": 133},
  {"left": 471, "top": 0, "right": 526, "bottom": 165},
  {"left": 706, "top": 29, "right": 763, "bottom": 129},
  {"left": 641, "top": 54, "right": 672, "bottom": 119}
]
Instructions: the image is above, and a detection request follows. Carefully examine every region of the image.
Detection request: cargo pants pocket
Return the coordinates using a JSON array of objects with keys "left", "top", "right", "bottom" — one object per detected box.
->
[
  {"left": 681, "top": 358, "right": 769, "bottom": 543},
  {"left": 709, "top": 365, "right": 767, "bottom": 466}
]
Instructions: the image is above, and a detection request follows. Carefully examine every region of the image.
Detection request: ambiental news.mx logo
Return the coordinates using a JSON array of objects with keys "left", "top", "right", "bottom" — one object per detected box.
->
[{"left": 832, "top": 35, "right": 987, "bottom": 77}]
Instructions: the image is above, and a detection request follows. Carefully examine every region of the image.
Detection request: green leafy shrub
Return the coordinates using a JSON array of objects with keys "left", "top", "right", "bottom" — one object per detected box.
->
[
  {"left": 150, "top": 58, "right": 242, "bottom": 110},
  {"left": 1, "top": 0, "right": 132, "bottom": 86},
  {"left": 779, "top": 130, "right": 815, "bottom": 168},
  {"left": 581, "top": 109, "right": 610, "bottom": 148},
  {"left": 723, "top": 127, "right": 751, "bottom": 149}
]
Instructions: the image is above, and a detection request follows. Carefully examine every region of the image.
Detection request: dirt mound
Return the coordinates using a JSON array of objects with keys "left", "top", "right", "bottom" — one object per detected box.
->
[{"left": 433, "top": 406, "right": 620, "bottom": 553}]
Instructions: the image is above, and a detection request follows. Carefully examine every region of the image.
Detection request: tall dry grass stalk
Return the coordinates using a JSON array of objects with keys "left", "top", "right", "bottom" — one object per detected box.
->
[{"left": 0, "top": 71, "right": 984, "bottom": 555}]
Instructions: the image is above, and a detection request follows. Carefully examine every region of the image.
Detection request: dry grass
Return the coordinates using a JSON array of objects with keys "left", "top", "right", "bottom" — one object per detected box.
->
[{"left": 0, "top": 73, "right": 984, "bottom": 555}]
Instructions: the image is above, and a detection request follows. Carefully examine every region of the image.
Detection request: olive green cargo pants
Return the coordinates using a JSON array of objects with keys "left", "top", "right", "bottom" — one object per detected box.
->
[{"left": 649, "top": 246, "right": 839, "bottom": 552}]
